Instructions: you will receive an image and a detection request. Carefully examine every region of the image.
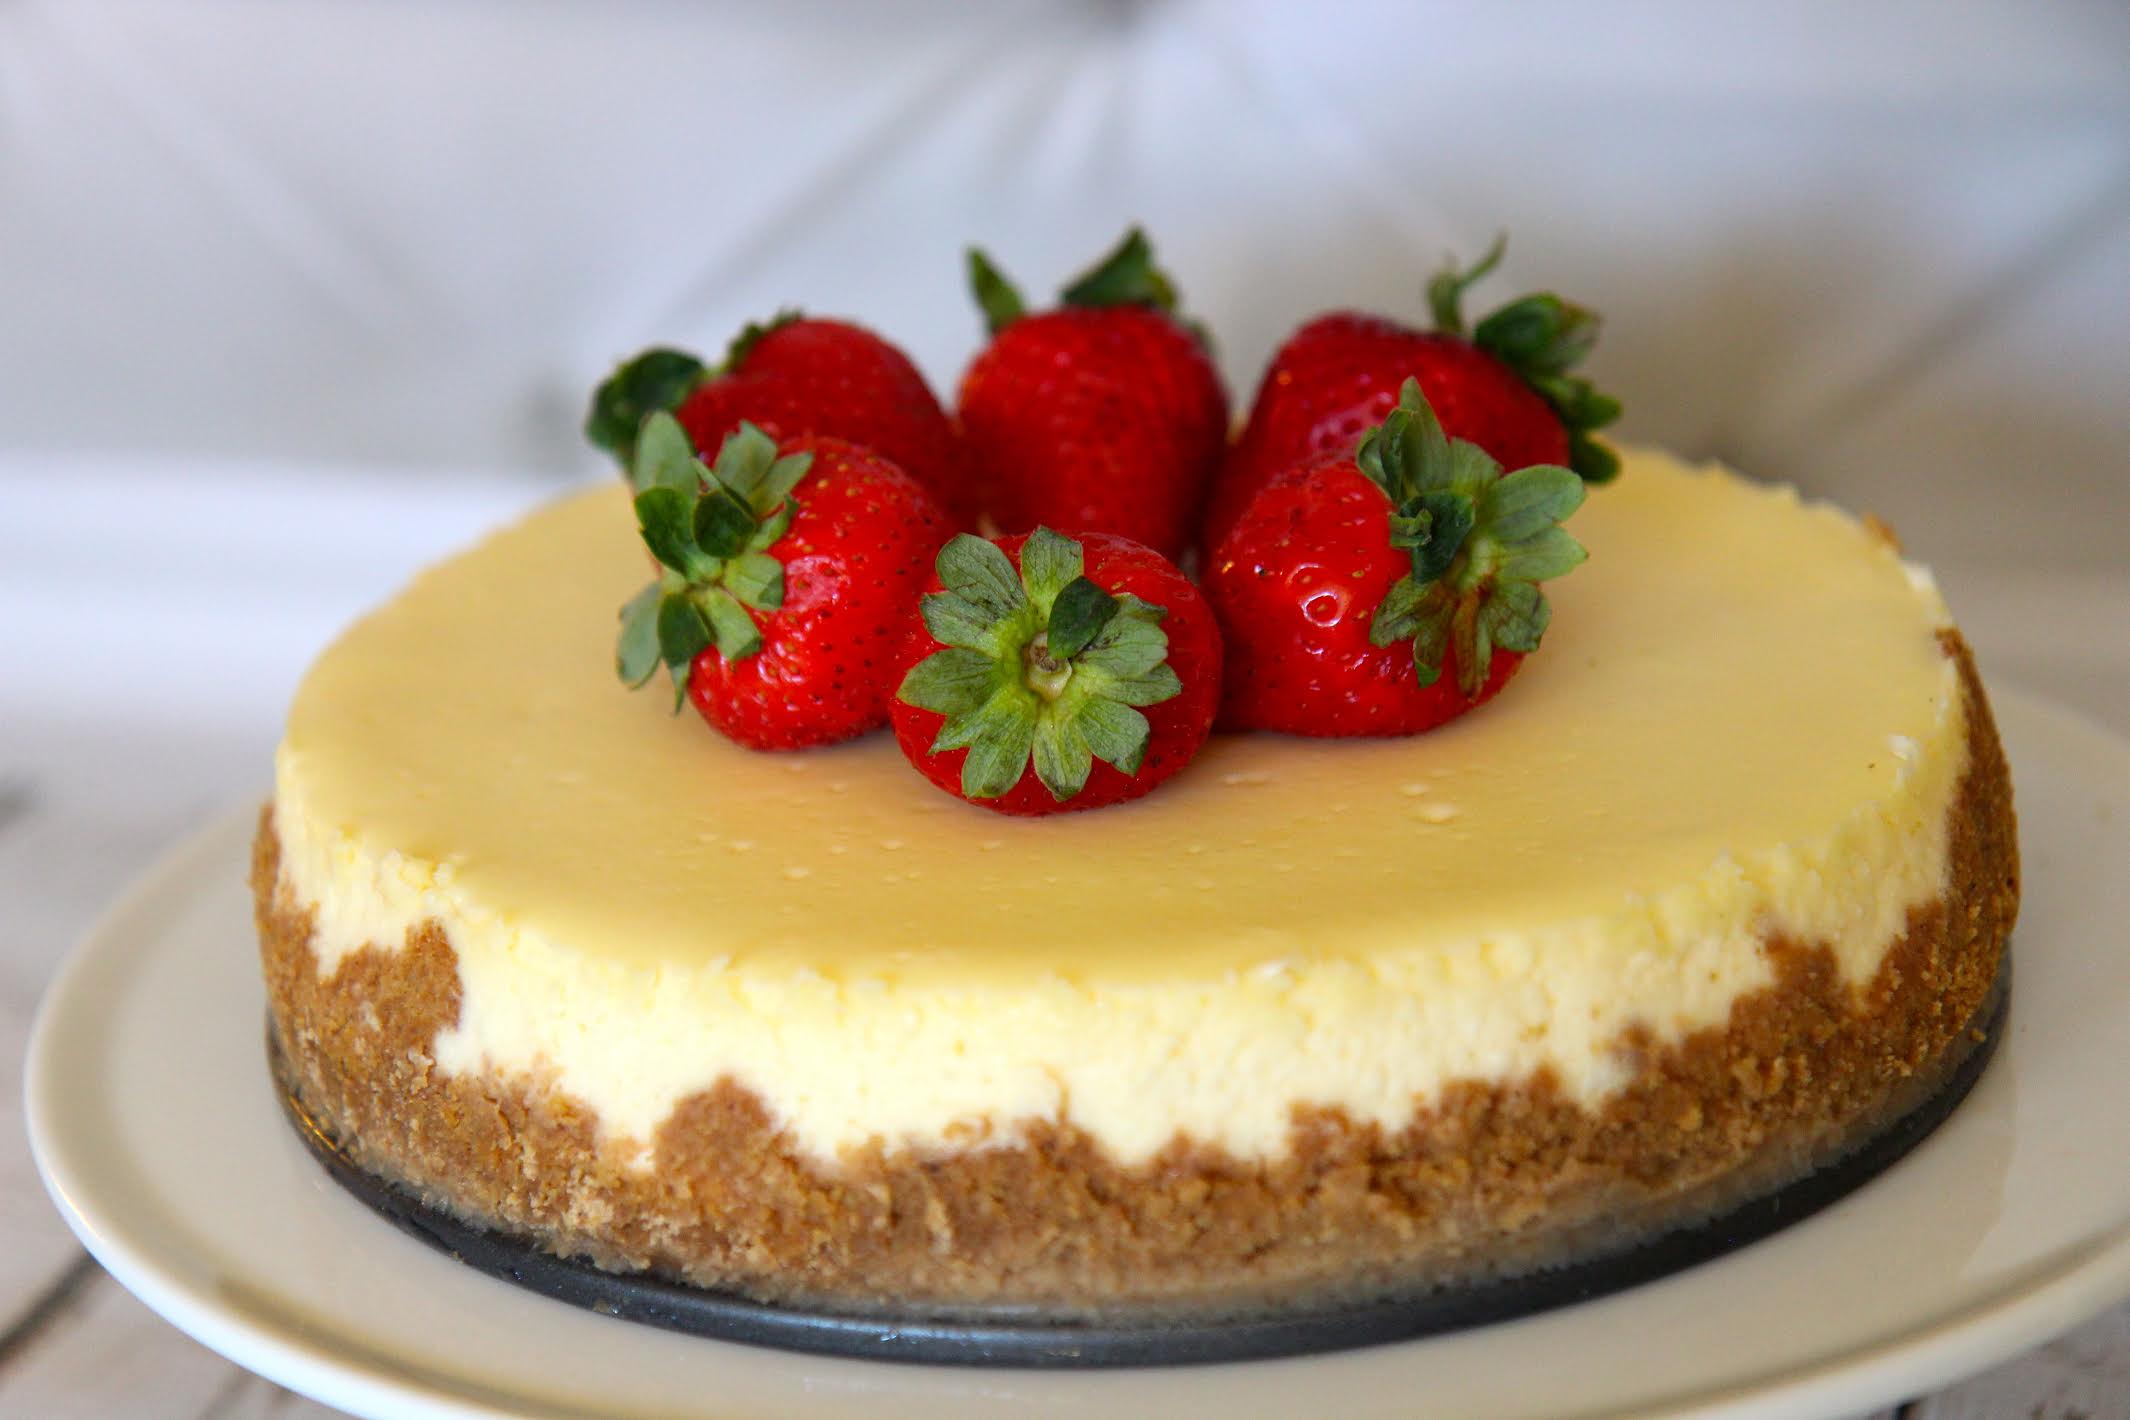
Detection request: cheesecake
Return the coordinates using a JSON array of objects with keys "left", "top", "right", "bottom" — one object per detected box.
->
[{"left": 254, "top": 447, "right": 2017, "bottom": 1314}]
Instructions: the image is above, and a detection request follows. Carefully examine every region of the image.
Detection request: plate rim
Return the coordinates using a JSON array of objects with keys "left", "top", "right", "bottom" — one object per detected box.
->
[{"left": 25, "top": 684, "right": 2130, "bottom": 1420}]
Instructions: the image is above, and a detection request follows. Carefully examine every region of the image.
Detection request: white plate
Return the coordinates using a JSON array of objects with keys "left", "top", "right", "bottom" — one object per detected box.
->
[{"left": 26, "top": 687, "right": 2130, "bottom": 1420}]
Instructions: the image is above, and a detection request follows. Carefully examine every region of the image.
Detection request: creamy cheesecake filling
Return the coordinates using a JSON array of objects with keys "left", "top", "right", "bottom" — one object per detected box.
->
[{"left": 272, "top": 450, "right": 1970, "bottom": 1167}]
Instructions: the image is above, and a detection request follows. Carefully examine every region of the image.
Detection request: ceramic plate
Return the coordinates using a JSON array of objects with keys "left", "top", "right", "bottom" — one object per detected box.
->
[{"left": 27, "top": 688, "right": 2130, "bottom": 1420}]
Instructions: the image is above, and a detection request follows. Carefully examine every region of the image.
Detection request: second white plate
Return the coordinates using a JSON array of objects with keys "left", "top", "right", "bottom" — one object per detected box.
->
[{"left": 27, "top": 688, "right": 2130, "bottom": 1420}]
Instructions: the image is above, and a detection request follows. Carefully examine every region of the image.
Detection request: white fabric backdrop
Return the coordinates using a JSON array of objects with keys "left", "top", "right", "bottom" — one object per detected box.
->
[{"left": 3, "top": 0, "right": 2127, "bottom": 564}]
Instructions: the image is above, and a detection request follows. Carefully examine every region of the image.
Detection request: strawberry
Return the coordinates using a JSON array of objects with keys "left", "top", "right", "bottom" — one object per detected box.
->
[
  {"left": 615, "top": 412, "right": 949, "bottom": 750},
  {"left": 587, "top": 314, "right": 976, "bottom": 526},
  {"left": 891, "top": 527, "right": 1220, "bottom": 814},
  {"left": 1203, "top": 236, "right": 1618, "bottom": 555},
  {"left": 956, "top": 228, "right": 1228, "bottom": 562},
  {"left": 1204, "top": 381, "right": 1586, "bottom": 738}
]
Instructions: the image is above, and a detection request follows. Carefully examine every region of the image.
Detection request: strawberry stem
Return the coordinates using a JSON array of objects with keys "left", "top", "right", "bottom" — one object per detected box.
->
[
  {"left": 1426, "top": 233, "right": 1505, "bottom": 335},
  {"left": 1022, "top": 635, "right": 1075, "bottom": 701}
]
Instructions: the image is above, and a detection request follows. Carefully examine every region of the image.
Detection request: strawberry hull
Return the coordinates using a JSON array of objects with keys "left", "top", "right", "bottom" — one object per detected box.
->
[
  {"left": 688, "top": 438, "right": 949, "bottom": 751},
  {"left": 616, "top": 419, "right": 951, "bottom": 754},
  {"left": 891, "top": 530, "right": 1222, "bottom": 815},
  {"left": 1205, "top": 457, "right": 1524, "bottom": 737}
]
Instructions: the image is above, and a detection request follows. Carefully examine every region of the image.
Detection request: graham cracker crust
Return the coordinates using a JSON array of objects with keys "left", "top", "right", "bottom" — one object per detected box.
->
[{"left": 253, "top": 634, "right": 2017, "bottom": 1316}]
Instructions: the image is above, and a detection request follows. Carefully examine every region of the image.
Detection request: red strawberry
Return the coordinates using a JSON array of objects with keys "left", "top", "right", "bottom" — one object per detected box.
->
[
  {"left": 1203, "top": 236, "right": 1617, "bottom": 556},
  {"left": 956, "top": 228, "right": 1228, "bottom": 561},
  {"left": 891, "top": 527, "right": 1220, "bottom": 814},
  {"left": 1204, "top": 380, "right": 1586, "bottom": 738},
  {"left": 588, "top": 314, "right": 976, "bottom": 526},
  {"left": 616, "top": 412, "right": 949, "bottom": 750}
]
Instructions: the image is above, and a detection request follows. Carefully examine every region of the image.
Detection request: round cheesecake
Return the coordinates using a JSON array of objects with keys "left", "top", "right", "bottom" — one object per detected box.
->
[{"left": 254, "top": 447, "right": 2017, "bottom": 1315}]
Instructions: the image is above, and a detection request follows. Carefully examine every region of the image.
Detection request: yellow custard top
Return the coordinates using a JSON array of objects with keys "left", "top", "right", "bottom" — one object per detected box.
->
[{"left": 280, "top": 451, "right": 1961, "bottom": 991}]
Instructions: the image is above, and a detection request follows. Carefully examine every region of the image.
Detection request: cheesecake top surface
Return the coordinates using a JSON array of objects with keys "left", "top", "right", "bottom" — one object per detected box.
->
[{"left": 280, "top": 449, "right": 1959, "bottom": 989}]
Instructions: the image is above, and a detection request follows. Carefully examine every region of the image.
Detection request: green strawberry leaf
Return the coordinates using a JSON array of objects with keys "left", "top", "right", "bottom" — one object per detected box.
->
[
  {"left": 657, "top": 592, "right": 712, "bottom": 672},
  {"left": 1357, "top": 382, "right": 1452, "bottom": 503},
  {"left": 616, "top": 423, "right": 810, "bottom": 696},
  {"left": 1369, "top": 574, "right": 1448, "bottom": 649},
  {"left": 1017, "top": 526, "right": 1083, "bottom": 606},
  {"left": 1444, "top": 441, "right": 1498, "bottom": 496},
  {"left": 1076, "top": 697, "right": 1152, "bottom": 775},
  {"left": 1046, "top": 577, "right": 1120, "bottom": 661},
  {"left": 1478, "top": 464, "right": 1586, "bottom": 542},
  {"left": 968, "top": 248, "right": 1026, "bottom": 335},
  {"left": 636, "top": 486, "right": 704, "bottom": 576},
  {"left": 760, "top": 452, "right": 813, "bottom": 509},
  {"left": 922, "top": 590, "right": 1011, "bottom": 654},
  {"left": 936, "top": 534, "right": 1029, "bottom": 620},
  {"left": 749, "top": 501, "right": 794, "bottom": 551},
  {"left": 898, "top": 647, "right": 1000, "bottom": 715},
  {"left": 1391, "top": 491, "right": 1476, "bottom": 583},
  {"left": 896, "top": 526, "right": 1182, "bottom": 802},
  {"left": 697, "top": 587, "right": 761, "bottom": 661},
  {"left": 692, "top": 485, "right": 758, "bottom": 559},
  {"left": 587, "top": 348, "right": 705, "bottom": 465},
  {"left": 615, "top": 582, "right": 664, "bottom": 688},
  {"left": 1091, "top": 661, "right": 1182, "bottom": 707},
  {"left": 724, "top": 551, "right": 784, "bottom": 611},
  {"left": 1076, "top": 596, "right": 1171, "bottom": 681},
  {"left": 1569, "top": 430, "right": 1621, "bottom": 485},
  {"left": 708, "top": 423, "right": 779, "bottom": 504},
  {"left": 1465, "top": 598, "right": 1495, "bottom": 682},
  {"left": 959, "top": 709, "right": 1038, "bottom": 798},
  {"left": 632, "top": 411, "right": 705, "bottom": 497},
  {"left": 1369, "top": 574, "right": 1426, "bottom": 648},
  {"left": 1529, "top": 374, "right": 1621, "bottom": 432},
  {"left": 1032, "top": 714, "right": 1094, "bottom": 801},
  {"left": 977, "top": 228, "right": 1207, "bottom": 351},
  {"left": 931, "top": 685, "right": 1041, "bottom": 800},
  {"left": 1473, "top": 294, "right": 1599, "bottom": 377},
  {"left": 1059, "top": 226, "right": 1178, "bottom": 312},
  {"left": 1485, "top": 525, "right": 1587, "bottom": 583},
  {"left": 920, "top": 533, "right": 1039, "bottom": 655},
  {"left": 1409, "top": 602, "right": 1453, "bottom": 689},
  {"left": 1481, "top": 579, "right": 1551, "bottom": 654}
]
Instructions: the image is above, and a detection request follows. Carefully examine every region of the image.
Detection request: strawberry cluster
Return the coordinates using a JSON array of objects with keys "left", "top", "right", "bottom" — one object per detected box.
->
[{"left": 588, "top": 230, "right": 1615, "bottom": 815}]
